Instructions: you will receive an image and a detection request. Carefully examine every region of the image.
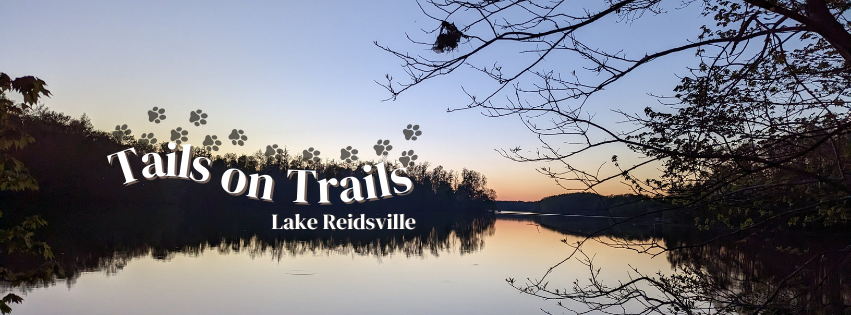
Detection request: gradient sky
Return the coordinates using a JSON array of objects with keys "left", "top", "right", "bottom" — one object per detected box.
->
[{"left": 1, "top": 0, "right": 709, "bottom": 201}]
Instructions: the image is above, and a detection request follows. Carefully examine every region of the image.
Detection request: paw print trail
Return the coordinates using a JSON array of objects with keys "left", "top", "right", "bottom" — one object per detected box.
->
[
  {"left": 189, "top": 110, "right": 208, "bottom": 126},
  {"left": 229, "top": 129, "right": 248, "bottom": 146},
  {"left": 113, "top": 124, "right": 131, "bottom": 141},
  {"left": 202, "top": 135, "right": 222, "bottom": 151},
  {"left": 302, "top": 147, "right": 321, "bottom": 162},
  {"left": 138, "top": 133, "right": 157, "bottom": 145},
  {"left": 265, "top": 144, "right": 284, "bottom": 157},
  {"left": 170, "top": 127, "right": 189, "bottom": 145},
  {"left": 403, "top": 124, "right": 422, "bottom": 140},
  {"left": 340, "top": 146, "right": 359, "bottom": 163},
  {"left": 148, "top": 107, "right": 166, "bottom": 123},
  {"left": 400, "top": 150, "right": 418, "bottom": 167},
  {"left": 373, "top": 139, "right": 393, "bottom": 156}
]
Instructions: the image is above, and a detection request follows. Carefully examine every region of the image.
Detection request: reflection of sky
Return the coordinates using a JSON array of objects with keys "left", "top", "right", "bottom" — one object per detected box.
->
[
  {"left": 9, "top": 219, "right": 672, "bottom": 314},
  {"left": 1, "top": 1, "right": 707, "bottom": 200}
]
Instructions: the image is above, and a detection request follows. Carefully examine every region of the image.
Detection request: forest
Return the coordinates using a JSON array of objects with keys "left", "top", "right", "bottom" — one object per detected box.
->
[{"left": 1, "top": 105, "right": 498, "bottom": 213}]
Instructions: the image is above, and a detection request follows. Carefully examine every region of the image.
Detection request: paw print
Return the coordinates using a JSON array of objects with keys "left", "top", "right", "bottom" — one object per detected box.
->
[
  {"left": 138, "top": 133, "right": 158, "bottom": 145},
  {"left": 148, "top": 107, "right": 166, "bottom": 123},
  {"left": 403, "top": 124, "right": 422, "bottom": 140},
  {"left": 170, "top": 127, "right": 189, "bottom": 145},
  {"left": 265, "top": 144, "right": 285, "bottom": 157},
  {"left": 228, "top": 129, "right": 248, "bottom": 146},
  {"left": 373, "top": 139, "right": 393, "bottom": 156},
  {"left": 202, "top": 135, "right": 222, "bottom": 151},
  {"left": 189, "top": 109, "right": 208, "bottom": 126},
  {"left": 302, "top": 147, "right": 321, "bottom": 162},
  {"left": 113, "top": 124, "right": 131, "bottom": 141},
  {"left": 399, "top": 150, "right": 418, "bottom": 167},
  {"left": 340, "top": 146, "right": 359, "bottom": 163}
]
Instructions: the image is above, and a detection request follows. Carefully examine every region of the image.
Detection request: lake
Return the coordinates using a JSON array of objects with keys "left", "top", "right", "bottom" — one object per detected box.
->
[{"left": 2, "top": 210, "right": 673, "bottom": 315}]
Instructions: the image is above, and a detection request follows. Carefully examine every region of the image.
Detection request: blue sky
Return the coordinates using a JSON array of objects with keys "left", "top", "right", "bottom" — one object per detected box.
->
[{"left": 1, "top": 0, "right": 708, "bottom": 200}]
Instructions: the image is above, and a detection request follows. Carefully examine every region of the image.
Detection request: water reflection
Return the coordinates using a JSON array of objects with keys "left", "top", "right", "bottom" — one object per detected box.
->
[
  {"left": 1, "top": 203, "right": 497, "bottom": 288},
  {"left": 664, "top": 230, "right": 851, "bottom": 314},
  {"left": 7, "top": 204, "right": 845, "bottom": 314},
  {"left": 499, "top": 212, "right": 851, "bottom": 314},
  {"left": 1, "top": 202, "right": 676, "bottom": 315}
]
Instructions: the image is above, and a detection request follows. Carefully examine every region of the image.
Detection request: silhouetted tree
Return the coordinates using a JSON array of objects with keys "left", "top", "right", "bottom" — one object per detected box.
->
[
  {"left": 0, "top": 73, "right": 50, "bottom": 192},
  {"left": 0, "top": 73, "right": 59, "bottom": 315},
  {"left": 379, "top": 0, "right": 850, "bottom": 213},
  {"left": 380, "top": 0, "right": 850, "bottom": 313}
]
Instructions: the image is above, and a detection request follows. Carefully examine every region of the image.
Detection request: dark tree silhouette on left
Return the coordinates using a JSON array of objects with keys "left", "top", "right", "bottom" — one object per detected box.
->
[{"left": 0, "top": 72, "right": 61, "bottom": 315}]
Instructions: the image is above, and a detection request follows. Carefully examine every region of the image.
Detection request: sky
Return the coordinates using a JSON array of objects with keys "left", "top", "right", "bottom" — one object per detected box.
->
[{"left": 0, "top": 0, "right": 709, "bottom": 201}]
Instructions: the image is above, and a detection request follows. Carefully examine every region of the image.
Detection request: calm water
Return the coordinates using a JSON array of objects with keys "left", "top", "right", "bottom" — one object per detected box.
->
[{"left": 4, "top": 215, "right": 671, "bottom": 315}]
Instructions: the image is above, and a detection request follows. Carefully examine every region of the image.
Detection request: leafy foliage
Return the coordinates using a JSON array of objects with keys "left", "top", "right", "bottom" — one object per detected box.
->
[
  {"left": 0, "top": 73, "right": 58, "bottom": 314},
  {"left": 0, "top": 74, "right": 50, "bottom": 191}
]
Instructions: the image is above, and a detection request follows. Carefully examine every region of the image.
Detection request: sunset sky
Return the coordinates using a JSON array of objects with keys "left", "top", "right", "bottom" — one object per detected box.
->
[{"left": 1, "top": 0, "right": 708, "bottom": 201}]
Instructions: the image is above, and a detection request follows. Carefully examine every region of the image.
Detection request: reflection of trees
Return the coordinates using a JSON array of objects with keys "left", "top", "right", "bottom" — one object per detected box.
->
[
  {"left": 665, "top": 231, "right": 851, "bottom": 314},
  {"left": 0, "top": 202, "right": 496, "bottom": 292},
  {"left": 507, "top": 223, "right": 851, "bottom": 314},
  {"left": 529, "top": 215, "right": 661, "bottom": 242},
  {"left": 152, "top": 213, "right": 495, "bottom": 261},
  {"left": 212, "top": 219, "right": 495, "bottom": 261}
]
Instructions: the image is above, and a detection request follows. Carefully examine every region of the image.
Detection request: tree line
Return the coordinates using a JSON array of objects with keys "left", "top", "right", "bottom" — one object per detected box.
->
[{"left": 3, "top": 105, "right": 497, "bottom": 212}]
